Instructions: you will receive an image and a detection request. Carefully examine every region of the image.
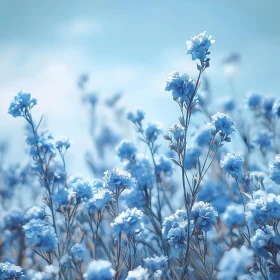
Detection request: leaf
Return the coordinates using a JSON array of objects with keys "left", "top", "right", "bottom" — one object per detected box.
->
[{"left": 170, "top": 158, "right": 181, "bottom": 167}]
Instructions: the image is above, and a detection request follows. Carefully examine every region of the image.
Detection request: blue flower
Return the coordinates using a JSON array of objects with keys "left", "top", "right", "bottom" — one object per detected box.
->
[
  {"left": 0, "top": 262, "right": 25, "bottom": 279},
  {"left": 253, "top": 131, "right": 272, "bottom": 151},
  {"left": 270, "top": 154, "right": 280, "bottom": 184},
  {"left": 168, "top": 123, "right": 184, "bottom": 141},
  {"left": 8, "top": 91, "right": 37, "bottom": 118},
  {"left": 251, "top": 225, "right": 280, "bottom": 259},
  {"left": 84, "top": 260, "right": 115, "bottom": 280},
  {"left": 111, "top": 208, "right": 144, "bottom": 239},
  {"left": 116, "top": 139, "right": 137, "bottom": 161},
  {"left": 210, "top": 112, "right": 237, "bottom": 136},
  {"left": 126, "top": 266, "right": 149, "bottom": 280},
  {"left": 273, "top": 98, "right": 280, "bottom": 118},
  {"left": 162, "top": 209, "right": 190, "bottom": 247},
  {"left": 23, "top": 219, "right": 58, "bottom": 252},
  {"left": 121, "top": 187, "right": 146, "bottom": 209},
  {"left": 218, "top": 97, "right": 235, "bottom": 112},
  {"left": 220, "top": 153, "right": 244, "bottom": 178},
  {"left": 193, "top": 126, "right": 213, "bottom": 147},
  {"left": 144, "top": 122, "right": 163, "bottom": 142},
  {"left": 124, "top": 153, "right": 153, "bottom": 190},
  {"left": 52, "top": 188, "right": 71, "bottom": 206},
  {"left": 217, "top": 246, "right": 254, "bottom": 280},
  {"left": 155, "top": 156, "right": 173, "bottom": 176},
  {"left": 55, "top": 137, "right": 71, "bottom": 151},
  {"left": 72, "top": 179, "right": 94, "bottom": 202},
  {"left": 263, "top": 96, "right": 276, "bottom": 117},
  {"left": 191, "top": 201, "right": 218, "bottom": 232},
  {"left": 127, "top": 109, "right": 145, "bottom": 125},
  {"left": 104, "top": 169, "right": 133, "bottom": 192},
  {"left": 222, "top": 204, "right": 246, "bottom": 227},
  {"left": 186, "top": 32, "right": 215, "bottom": 61},
  {"left": 197, "top": 181, "right": 229, "bottom": 213},
  {"left": 184, "top": 146, "right": 202, "bottom": 170},
  {"left": 143, "top": 255, "right": 168, "bottom": 272},
  {"left": 246, "top": 92, "right": 263, "bottom": 110},
  {"left": 4, "top": 210, "right": 26, "bottom": 230},
  {"left": 246, "top": 191, "right": 271, "bottom": 229},
  {"left": 165, "top": 71, "right": 195, "bottom": 104},
  {"left": 86, "top": 188, "right": 112, "bottom": 214},
  {"left": 71, "top": 243, "right": 85, "bottom": 262},
  {"left": 25, "top": 206, "right": 45, "bottom": 222}
]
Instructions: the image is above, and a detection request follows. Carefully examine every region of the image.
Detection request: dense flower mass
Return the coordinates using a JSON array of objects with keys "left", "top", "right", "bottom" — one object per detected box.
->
[
  {"left": 220, "top": 153, "right": 244, "bottom": 178},
  {"left": 165, "top": 71, "right": 196, "bottom": 104},
  {"left": 5, "top": 31, "right": 280, "bottom": 280},
  {"left": 0, "top": 262, "right": 25, "bottom": 279},
  {"left": 23, "top": 219, "right": 58, "bottom": 251},
  {"left": 111, "top": 208, "right": 144, "bottom": 239},
  {"left": 8, "top": 91, "right": 37, "bottom": 118},
  {"left": 84, "top": 260, "right": 115, "bottom": 280},
  {"left": 191, "top": 201, "right": 218, "bottom": 231},
  {"left": 186, "top": 32, "right": 215, "bottom": 61}
]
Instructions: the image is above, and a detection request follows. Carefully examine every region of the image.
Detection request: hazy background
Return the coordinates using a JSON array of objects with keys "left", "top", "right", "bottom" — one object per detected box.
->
[{"left": 0, "top": 0, "right": 279, "bottom": 175}]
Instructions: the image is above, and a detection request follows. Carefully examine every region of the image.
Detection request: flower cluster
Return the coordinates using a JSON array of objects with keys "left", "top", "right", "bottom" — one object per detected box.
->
[{"left": 111, "top": 208, "right": 144, "bottom": 239}]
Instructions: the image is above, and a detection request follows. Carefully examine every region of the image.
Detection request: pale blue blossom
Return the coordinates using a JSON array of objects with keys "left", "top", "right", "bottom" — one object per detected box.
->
[{"left": 84, "top": 260, "right": 115, "bottom": 280}]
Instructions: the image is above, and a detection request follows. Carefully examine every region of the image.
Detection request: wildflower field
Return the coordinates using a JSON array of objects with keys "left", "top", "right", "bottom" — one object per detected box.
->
[{"left": 0, "top": 2, "right": 279, "bottom": 280}]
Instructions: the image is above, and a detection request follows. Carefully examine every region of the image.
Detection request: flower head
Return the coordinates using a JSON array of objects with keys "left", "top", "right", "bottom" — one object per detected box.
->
[
  {"left": 127, "top": 109, "right": 145, "bottom": 125},
  {"left": 222, "top": 204, "right": 245, "bottom": 227},
  {"left": 8, "top": 91, "right": 37, "bottom": 118},
  {"left": 23, "top": 219, "right": 58, "bottom": 252},
  {"left": 111, "top": 208, "right": 144, "bottom": 239},
  {"left": 125, "top": 266, "right": 149, "bottom": 280},
  {"left": 104, "top": 169, "right": 133, "bottom": 192},
  {"left": 165, "top": 71, "right": 195, "bottom": 104},
  {"left": 162, "top": 209, "right": 190, "bottom": 247},
  {"left": 144, "top": 122, "right": 163, "bottom": 142},
  {"left": 220, "top": 153, "right": 244, "bottom": 178},
  {"left": 116, "top": 139, "right": 137, "bottom": 161},
  {"left": 246, "top": 92, "right": 263, "bottom": 110},
  {"left": 143, "top": 255, "right": 168, "bottom": 272},
  {"left": 84, "top": 260, "right": 115, "bottom": 280},
  {"left": 217, "top": 246, "right": 254, "bottom": 279},
  {"left": 71, "top": 243, "right": 85, "bottom": 262},
  {"left": 168, "top": 123, "right": 184, "bottom": 141},
  {"left": 186, "top": 32, "right": 215, "bottom": 61},
  {"left": 191, "top": 201, "right": 218, "bottom": 232},
  {"left": 210, "top": 112, "right": 237, "bottom": 136}
]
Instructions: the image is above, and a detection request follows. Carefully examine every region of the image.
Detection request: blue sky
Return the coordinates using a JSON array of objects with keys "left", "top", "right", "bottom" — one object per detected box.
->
[{"left": 0, "top": 0, "right": 279, "bottom": 174}]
